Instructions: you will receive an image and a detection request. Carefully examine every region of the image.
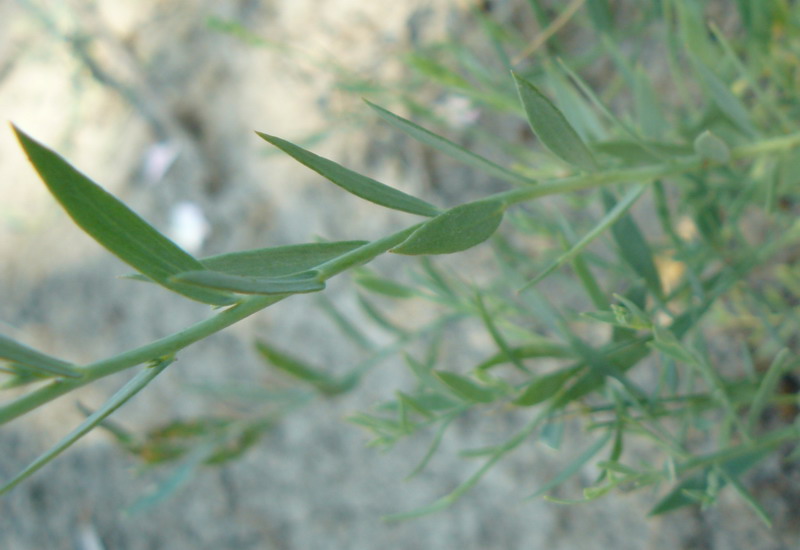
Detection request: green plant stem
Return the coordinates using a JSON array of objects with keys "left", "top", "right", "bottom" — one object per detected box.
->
[
  {"left": 0, "top": 226, "right": 419, "bottom": 425},
  {"left": 497, "top": 131, "right": 800, "bottom": 207},
  {"left": 4, "top": 131, "right": 799, "bottom": 426}
]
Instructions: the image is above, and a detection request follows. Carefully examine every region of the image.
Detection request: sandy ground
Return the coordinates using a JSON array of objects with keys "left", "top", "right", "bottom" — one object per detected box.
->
[{"left": 0, "top": 1, "right": 797, "bottom": 549}]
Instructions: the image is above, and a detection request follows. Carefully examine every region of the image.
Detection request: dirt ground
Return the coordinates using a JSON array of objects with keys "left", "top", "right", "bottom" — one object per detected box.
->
[{"left": 0, "top": 1, "right": 796, "bottom": 549}]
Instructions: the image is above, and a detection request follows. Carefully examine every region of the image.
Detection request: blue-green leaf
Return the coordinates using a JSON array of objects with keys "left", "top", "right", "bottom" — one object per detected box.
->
[
  {"left": 512, "top": 73, "right": 598, "bottom": 171},
  {"left": 0, "top": 334, "right": 80, "bottom": 378},
  {"left": 391, "top": 199, "right": 505, "bottom": 255},
  {"left": 365, "top": 101, "right": 533, "bottom": 185},
  {"left": 0, "top": 358, "right": 171, "bottom": 495},
  {"left": 256, "top": 132, "right": 440, "bottom": 217},
  {"left": 171, "top": 270, "right": 324, "bottom": 295},
  {"left": 202, "top": 241, "right": 367, "bottom": 277},
  {"left": 434, "top": 370, "right": 495, "bottom": 403},
  {"left": 13, "top": 126, "right": 234, "bottom": 306}
]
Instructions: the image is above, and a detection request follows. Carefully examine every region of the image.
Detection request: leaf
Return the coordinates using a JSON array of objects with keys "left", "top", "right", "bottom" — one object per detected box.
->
[
  {"left": 602, "top": 190, "right": 663, "bottom": 298},
  {"left": 0, "top": 334, "right": 80, "bottom": 378},
  {"left": 433, "top": 370, "right": 495, "bottom": 403},
  {"left": 13, "top": 127, "right": 234, "bottom": 306},
  {"left": 255, "top": 340, "right": 347, "bottom": 395},
  {"left": 693, "top": 130, "right": 731, "bottom": 163},
  {"left": 365, "top": 101, "right": 533, "bottom": 185},
  {"left": 391, "top": 200, "right": 505, "bottom": 255},
  {"left": 512, "top": 72, "right": 598, "bottom": 171},
  {"left": 592, "top": 140, "right": 691, "bottom": 164},
  {"left": 0, "top": 358, "right": 171, "bottom": 495},
  {"left": 202, "top": 241, "right": 367, "bottom": 277},
  {"left": 513, "top": 368, "right": 576, "bottom": 406},
  {"left": 171, "top": 270, "right": 324, "bottom": 295},
  {"left": 691, "top": 60, "right": 757, "bottom": 136},
  {"left": 746, "top": 349, "right": 790, "bottom": 435},
  {"left": 649, "top": 449, "right": 770, "bottom": 516},
  {"left": 354, "top": 271, "right": 415, "bottom": 298},
  {"left": 530, "top": 430, "right": 613, "bottom": 498},
  {"left": 522, "top": 184, "right": 647, "bottom": 289},
  {"left": 255, "top": 132, "right": 440, "bottom": 217}
]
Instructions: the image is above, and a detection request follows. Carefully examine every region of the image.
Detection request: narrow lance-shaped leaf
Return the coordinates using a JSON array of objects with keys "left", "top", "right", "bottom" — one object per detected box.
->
[
  {"left": 364, "top": 100, "right": 534, "bottom": 185},
  {"left": 391, "top": 199, "right": 505, "bottom": 255},
  {"left": 512, "top": 72, "right": 598, "bottom": 171},
  {"left": 513, "top": 368, "right": 577, "bottom": 407},
  {"left": 529, "top": 430, "right": 613, "bottom": 498},
  {"left": 256, "top": 132, "right": 441, "bottom": 217},
  {"left": 602, "top": 190, "right": 663, "bottom": 298},
  {"left": 434, "top": 370, "right": 495, "bottom": 403},
  {"left": 0, "top": 334, "right": 81, "bottom": 378},
  {"left": 691, "top": 59, "right": 758, "bottom": 136},
  {"left": 0, "top": 358, "right": 172, "bottom": 495},
  {"left": 171, "top": 270, "right": 325, "bottom": 295},
  {"left": 255, "top": 340, "right": 347, "bottom": 395},
  {"left": 522, "top": 184, "right": 647, "bottom": 290},
  {"left": 13, "top": 126, "right": 234, "bottom": 306},
  {"left": 202, "top": 241, "right": 367, "bottom": 277}
]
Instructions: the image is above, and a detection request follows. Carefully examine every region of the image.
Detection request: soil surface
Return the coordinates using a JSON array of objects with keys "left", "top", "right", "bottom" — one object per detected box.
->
[{"left": 0, "top": 1, "right": 795, "bottom": 549}]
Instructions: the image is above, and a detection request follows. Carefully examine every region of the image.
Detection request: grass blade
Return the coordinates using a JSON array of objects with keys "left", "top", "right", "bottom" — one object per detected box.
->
[
  {"left": 13, "top": 126, "right": 235, "bottom": 306},
  {"left": 0, "top": 358, "right": 172, "bottom": 495},
  {"left": 256, "top": 132, "right": 440, "bottom": 217},
  {"left": 512, "top": 72, "right": 598, "bottom": 172}
]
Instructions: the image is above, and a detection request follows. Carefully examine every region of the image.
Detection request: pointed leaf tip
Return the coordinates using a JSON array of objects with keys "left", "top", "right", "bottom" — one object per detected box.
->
[
  {"left": 13, "top": 126, "right": 234, "bottom": 306},
  {"left": 256, "top": 131, "right": 441, "bottom": 217},
  {"left": 512, "top": 72, "right": 598, "bottom": 172}
]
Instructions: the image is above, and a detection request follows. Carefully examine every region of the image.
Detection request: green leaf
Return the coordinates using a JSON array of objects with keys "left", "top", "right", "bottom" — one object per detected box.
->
[
  {"left": 171, "top": 270, "right": 324, "bottom": 295},
  {"left": 255, "top": 132, "right": 440, "bottom": 217},
  {"left": 592, "top": 140, "right": 691, "bottom": 164},
  {"left": 391, "top": 199, "right": 505, "bottom": 255},
  {"left": 512, "top": 72, "right": 598, "bottom": 171},
  {"left": 650, "top": 449, "right": 770, "bottom": 516},
  {"left": 475, "top": 341, "right": 575, "bottom": 370},
  {"left": 602, "top": 190, "right": 663, "bottom": 298},
  {"left": 354, "top": 271, "right": 415, "bottom": 298},
  {"left": 255, "top": 340, "right": 347, "bottom": 395},
  {"left": 0, "top": 358, "right": 171, "bottom": 495},
  {"left": 530, "top": 430, "right": 613, "bottom": 498},
  {"left": 513, "top": 368, "right": 576, "bottom": 406},
  {"left": 433, "top": 370, "right": 495, "bottom": 403},
  {"left": 522, "top": 184, "right": 647, "bottom": 289},
  {"left": 0, "top": 334, "right": 80, "bottom": 378},
  {"left": 746, "top": 349, "right": 790, "bottom": 436},
  {"left": 13, "top": 127, "right": 234, "bottom": 306},
  {"left": 693, "top": 130, "right": 731, "bottom": 163},
  {"left": 202, "top": 241, "right": 367, "bottom": 277},
  {"left": 365, "top": 101, "right": 533, "bottom": 185},
  {"left": 691, "top": 61, "right": 757, "bottom": 136}
]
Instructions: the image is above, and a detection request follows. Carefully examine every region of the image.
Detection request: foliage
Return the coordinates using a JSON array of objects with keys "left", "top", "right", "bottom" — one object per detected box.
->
[{"left": 3, "top": 0, "right": 800, "bottom": 524}]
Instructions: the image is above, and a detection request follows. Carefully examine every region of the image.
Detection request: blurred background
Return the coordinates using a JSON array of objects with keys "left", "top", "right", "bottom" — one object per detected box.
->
[{"left": 0, "top": 1, "right": 793, "bottom": 548}]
